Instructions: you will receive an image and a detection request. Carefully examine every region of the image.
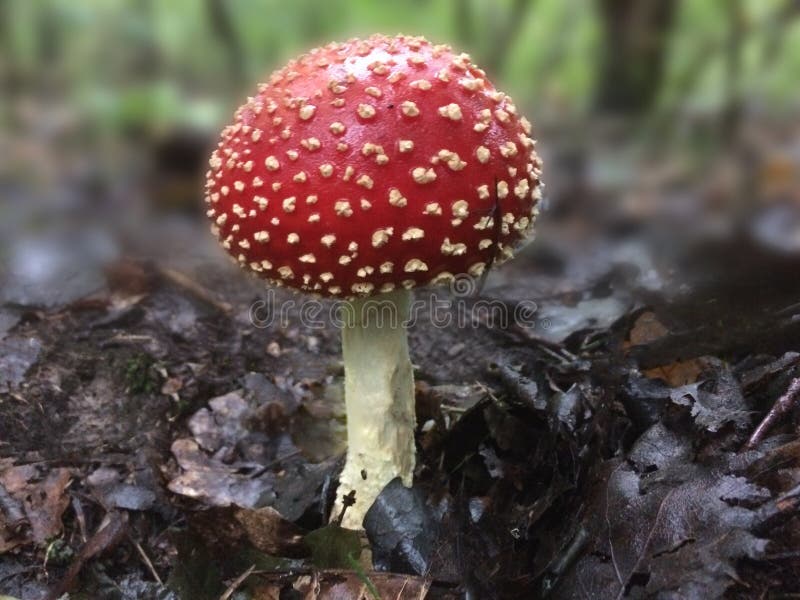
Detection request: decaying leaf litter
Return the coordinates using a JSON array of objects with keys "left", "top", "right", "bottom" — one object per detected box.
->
[{"left": 3, "top": 143, "right": 800, "bottom": 599}]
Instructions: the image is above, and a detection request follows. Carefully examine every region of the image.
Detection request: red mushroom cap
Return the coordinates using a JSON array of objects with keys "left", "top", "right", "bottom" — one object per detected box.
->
[{"left": 205, "top": 34, "right": 543, "bottom": 298}]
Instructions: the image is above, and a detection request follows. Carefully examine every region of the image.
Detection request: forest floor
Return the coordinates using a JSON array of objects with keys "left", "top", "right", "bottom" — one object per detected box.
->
[{"left": 2, "top": 119, "right": 800, "bottom": 599}]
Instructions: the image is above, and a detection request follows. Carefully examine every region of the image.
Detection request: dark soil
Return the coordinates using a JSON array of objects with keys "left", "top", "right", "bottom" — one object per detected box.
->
[{"left": 2, "top": 128, "right": 800, "bottom": 599}]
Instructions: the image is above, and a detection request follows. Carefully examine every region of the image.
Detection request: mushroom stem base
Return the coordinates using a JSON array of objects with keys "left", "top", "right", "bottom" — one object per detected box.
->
[{"left": 335, "top": 289, "right": 416, "bottom": 529}]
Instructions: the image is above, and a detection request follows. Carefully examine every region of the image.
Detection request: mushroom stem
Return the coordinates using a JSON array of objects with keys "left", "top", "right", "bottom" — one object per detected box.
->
[{"left": 335, "top": 288, "right": 416, "bottom": 529}]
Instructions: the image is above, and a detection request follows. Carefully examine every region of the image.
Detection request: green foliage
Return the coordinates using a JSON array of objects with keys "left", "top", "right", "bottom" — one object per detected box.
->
[
  {"left": 346, "top": 552, "right": 382, "bottom": 600},
  {"left": 303, "top": 523, "right": 362, "bottom": 569},
  {"left": 3, "top": 0, "right": 799, "bottom": 138},
  {"left": 123, "top": 353, "right": 158, "bottom": 395},
  {"left": 660, "top": 0, "right": 800, "bottom": 112},
  {"left": 44, "top": 537, "right": 75, "bottom": 567}
]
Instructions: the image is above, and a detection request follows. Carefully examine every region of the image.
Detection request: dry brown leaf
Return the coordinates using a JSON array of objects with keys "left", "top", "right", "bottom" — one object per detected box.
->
[
  {"left": 627, "top": 312, "right": 706, "bottom": 386},
  {"left": 645, "top": 359, "right": 706, "bottom": 388},
  {"left": 627, "top": 311, "right": 669, "bottom": 345},
  {"left": 234, "top": 506, "right": 307, "bottom": 557},
  {"left": 188, "top": 505, "right": 308, "bottom": 558},
  {"left": 0, "top": 465, "right": 72, "bottom": 550}
]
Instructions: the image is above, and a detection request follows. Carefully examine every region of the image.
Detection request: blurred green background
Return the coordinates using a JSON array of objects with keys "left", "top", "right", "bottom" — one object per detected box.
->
[
  {"left": 2, "top": 0, "right": 800, "bottom": 305},
  {"left": 4, "top": 0, "right": 800, "bottom": 145}
]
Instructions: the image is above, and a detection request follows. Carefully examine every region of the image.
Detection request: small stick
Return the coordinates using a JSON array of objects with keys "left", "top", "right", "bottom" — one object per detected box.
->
[
  {"left": 219, "top": 564, "right": 255, "bottom": 600},
  {"left": 71, "top": 495, "right": 88, "bottom": 543},
  {"left": 157, "top": 266, "right": 232, "bottom": 314},
  {"left": 744, "top": 377, "right": 800, "bottom": 450},
  {"left": 131, "top": 537, "right": 163, "bottom": 586}
]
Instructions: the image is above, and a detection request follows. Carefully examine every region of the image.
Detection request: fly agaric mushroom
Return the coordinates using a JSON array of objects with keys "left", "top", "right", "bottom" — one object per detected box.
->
[{"left": 204, "top": 34, "right": 542, "bottom": 528}]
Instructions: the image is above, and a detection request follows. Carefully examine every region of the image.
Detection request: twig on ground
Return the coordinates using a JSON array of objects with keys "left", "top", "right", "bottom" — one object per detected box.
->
[
  {"left": 131, "top": 536, "right": 163, "bottom": 586},
  {"left": 71, "top": 495, "right": 88, "bottom": 543},
  {"left": 744, "top": 377, "right": 800, "bottom": 450},
  {"left": 219, "top": 564, "right": 255, "bottom": 600},
  {"left": 754, "top": 483, "right": 800, "bottom": 536},
  {"left": 157, "top": 266, "right": 232, "bottom": 314}
]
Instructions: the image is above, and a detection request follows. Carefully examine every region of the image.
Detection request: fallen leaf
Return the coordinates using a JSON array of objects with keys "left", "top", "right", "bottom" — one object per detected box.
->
[
  {"left": 363, "top": 478, "right": 437, "bottom": 576},
  {"left": 646, "top": 359, "right": 705, "bottom": 387},
  {"left": 168, "top": 438, "right": 276, "bottom": 508},
  {"left": 169, "top": 389, "right": 319, "bottom": 513},
  {"left": 553, "top": 422, "right": 769, "bottom": 598},
  {"left": 669, "top": 361, "right": 750, "bottom": 432},
  {"left": 187, "top": 391, "right": 251, "bottom": 453},
  {"left": 188, "top": 505, "right": 308, "bottom": 558},
  {"left": 0, "top": 466, "right": 71, "bottom": 549},
  {"left": 628, "top": 311, "right": 669, "bottom": 345},
  {"left": 87, "top": 466, "right": 157, "bottom": 511},
  {"left": 627, "top": 311, "right": 706, "bottom": 386},
  {"left": 234, "top": 506, "right": 308, "bottom": 557}
]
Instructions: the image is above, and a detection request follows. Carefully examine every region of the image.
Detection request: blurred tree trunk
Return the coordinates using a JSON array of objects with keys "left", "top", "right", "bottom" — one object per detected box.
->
[
  {"left": 37, "top": 3, "right": 63, "bottom": 75},
  {"left": 0, "top": 0, "right": 18, "bottom": 130},
  {"left": 593, "top": 0, "right": 679, "bottom": 115},
  {"left": 454, "top": 0, "right": 534, "bottom": 77},
  {"left": 761, "top": 0, "right": 800, "bottom": 67},
  {"left": 206, "top": 0, "right": 246, "bottom": 86},
  {"left": 483, "top": 0, "right": 534, "bottom": 76},
  {"left": 0, "top": 1, "right": 16, "bottom": 91},
  {"left": 721, "top": 0, "right": 744, "bottom": 141},
  {"left": 454, "top": 0, "right": 476, "bottom": 49},
  {"left": 131, "top": 0, "right": 161, "bottom": 80}
]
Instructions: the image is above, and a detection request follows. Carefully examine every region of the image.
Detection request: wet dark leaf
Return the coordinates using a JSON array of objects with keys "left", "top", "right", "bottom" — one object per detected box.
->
[
  {"left": 271, "top": 458, "right": 339, "bottom": 522},
  {"left": 363, "top": 478, "right": 437, "bottom": 576},
  {"left": 621, "top": 375, "right": 670, "bottom": 429},
  {"left": 628, "top": 422, "right": 692, "bottom": 471},
  {"left": 169, "top": 388, "right": 322, "bottom": 518},
  {"left": 553, "top": 423, "right": 769, "bottom": 598},
  {"left": 669, "top": 361, "right": 750, "bottom": 432},
  {"left": 738, "top": 351, "right": 800, "bottom": 391},
  {"left": 493, "top": 362, "right": 543, "bottom": 410}
]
